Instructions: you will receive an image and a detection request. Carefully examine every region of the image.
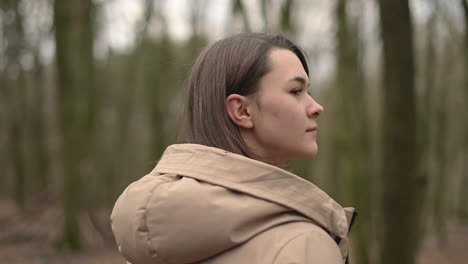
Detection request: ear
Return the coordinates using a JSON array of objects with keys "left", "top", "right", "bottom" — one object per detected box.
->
[{"left": 226, "top": 94, "right": 254, "bottom": 129}]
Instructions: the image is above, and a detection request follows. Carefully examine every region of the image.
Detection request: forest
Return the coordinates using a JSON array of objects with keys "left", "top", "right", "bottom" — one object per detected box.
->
[{"left": 0, "top": 0, "right": 467, "bottom": 263}]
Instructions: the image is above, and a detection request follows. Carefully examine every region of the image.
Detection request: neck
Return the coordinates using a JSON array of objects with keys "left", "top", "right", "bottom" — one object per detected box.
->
[{"left": 240, "top": 130, "right": 287, "bottom": 169}]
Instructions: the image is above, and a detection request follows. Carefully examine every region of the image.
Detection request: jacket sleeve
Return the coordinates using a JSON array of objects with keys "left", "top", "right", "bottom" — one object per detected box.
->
[
  {"left": 110, "top": 173, "right": 172, "bottom": 264},
  {"left": 272, "top": 228, "right": 343, "bottom": 264}
]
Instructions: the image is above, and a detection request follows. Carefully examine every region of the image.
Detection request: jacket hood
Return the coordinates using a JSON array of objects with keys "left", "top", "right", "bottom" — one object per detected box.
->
[{"left": 111, "top": 144, "right": 354, "bottom": 264}]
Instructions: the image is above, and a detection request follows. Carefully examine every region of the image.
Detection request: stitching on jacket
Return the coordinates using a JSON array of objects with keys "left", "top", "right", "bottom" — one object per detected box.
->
[
  {"left": 141, "top": 176, "right": 175, "bottom": 264},
  {"left": 157, "top": 164, "right": 315, "bottom": 211},
  {"left": 271, "top": 226, "right": 341, "bottom": 264},
  {"left": 271, "top": 231, "right": 310, "bottom": 263}
]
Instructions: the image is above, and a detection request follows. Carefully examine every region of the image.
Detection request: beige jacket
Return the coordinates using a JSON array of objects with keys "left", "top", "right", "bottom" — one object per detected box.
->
[{"left": 111, "top": 144, "right": 356, "bottom": 264}]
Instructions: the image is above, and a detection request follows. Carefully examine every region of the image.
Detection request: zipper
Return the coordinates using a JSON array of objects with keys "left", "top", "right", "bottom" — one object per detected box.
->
[
  {"left": 349, "top": 210, "right": 358, "bottom": 232},
  {"left": 345, "top": 210, "right": 358, "bottom": 264}
]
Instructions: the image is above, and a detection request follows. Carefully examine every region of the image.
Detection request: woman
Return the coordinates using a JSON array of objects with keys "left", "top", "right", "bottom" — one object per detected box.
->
[{"left": 111, "top": 33, "right": 357, "bottom": 264}]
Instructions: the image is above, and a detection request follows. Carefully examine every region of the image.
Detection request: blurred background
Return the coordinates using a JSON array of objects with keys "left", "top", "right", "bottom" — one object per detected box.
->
[{"left": 0, "top": 0, "right": 467, "bottom": 263}]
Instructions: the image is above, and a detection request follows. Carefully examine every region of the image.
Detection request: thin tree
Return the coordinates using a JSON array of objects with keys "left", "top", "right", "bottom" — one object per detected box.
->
[
  {"left": 378, "top": 0, "right": 424, "bottom": 263},
  {"left": 260, "top": 0, "right": 270, "bottom": 32},
  {"left": 1, "top": 0, "right": 27, "bottom": 207},
  {"left": 279, "top": 0, "right": 295, "bottom": 36},
  {"left": 232, "top": 0, "right": 251, "bottom": 32},
  {"left": 111, "top": 0, "right": 155, "bottom": 194},
  {"left": 459, "top": 0, "right": 468, "bottom": 220},
  {"left": 54, "top": 0, "right": 95, "bottom": 250},
  {"left": 333, "top": 1, "right": 371, "bottom": 263}
]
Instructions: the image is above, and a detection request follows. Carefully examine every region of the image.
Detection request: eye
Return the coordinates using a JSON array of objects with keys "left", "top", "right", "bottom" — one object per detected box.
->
[{"left": 290, "top": 88, "right": 303, "bottom": 96}]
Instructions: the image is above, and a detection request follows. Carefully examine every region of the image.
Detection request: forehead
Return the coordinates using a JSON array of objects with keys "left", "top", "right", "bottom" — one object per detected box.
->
[{"left": 263, "top": 49, "right": 309, "bottom": 85}]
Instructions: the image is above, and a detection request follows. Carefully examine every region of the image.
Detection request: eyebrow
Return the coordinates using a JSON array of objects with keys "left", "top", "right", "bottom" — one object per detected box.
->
[{"left": 288, "top": 76, "right": 309, "bottom": 87}]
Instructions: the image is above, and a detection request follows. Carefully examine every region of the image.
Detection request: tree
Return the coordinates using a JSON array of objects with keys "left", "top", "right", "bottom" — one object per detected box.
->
[
  {"left": 378, "top": 0, "right": 424, "bottom": 263},
  {"left": 231, "top": 0, "right": 251, "bottom": 32},
  {"left": 459, "top": 0, "right": 468, "bottom": 221},
  {"left": 54, "top": 0, "right": 95, "bottom": 250},
  {"left": 280, "top": 0, "right": 295, "bottom": 35},
  {"left": 333, "top": 1, "right": 371, "bottom": 263},
  {"left": 0, "top": 0, "right": 27, "bottom": 207}
]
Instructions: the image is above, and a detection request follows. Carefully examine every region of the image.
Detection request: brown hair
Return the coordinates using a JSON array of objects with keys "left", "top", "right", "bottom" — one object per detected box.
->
[{"left": 184, "top": 33, "right": 309, "bottom": 157}]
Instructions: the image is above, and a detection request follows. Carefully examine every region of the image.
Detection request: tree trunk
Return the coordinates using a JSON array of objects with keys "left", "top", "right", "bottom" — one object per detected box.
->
[
  {"left": 334, "top": 1, "right": 371, "bottom": 263},
  {"left": 54, "top": 0, "right": 95, "bottom": 250},
  {"left": 112, "top": 0, "right": 155, "bottom": 198},
  {"left": 378, "top": 1, "right": 424, "bottom": 263},
  {"left": 419, "top": 4, "right": 436, "bottom": 233},
  {"left": 12, "top": 72, "right": 27, "bottom": 207},
  {"left": 0, "top": 72, "right": 7, "bottom": 195},
  {"left": 232, "top": 0, "right": 251, "bottom": 32},
  {"left": 459, "top": 0, "right": 468, "bottom": 221},
  {"left": 1, "top": 0, "right": 27, "bottom": 207},
  {"left": 32, "top": 53, "right": 48, "bottom": 191},
  {"left": 145, "top": 38, "right": 171, "bottom": 160},
  {"left": 260, "top": 0, "right": 270, "bottom": 32},
  {"left": 280, "top": 0, "right": 295, "bottom": 35}
]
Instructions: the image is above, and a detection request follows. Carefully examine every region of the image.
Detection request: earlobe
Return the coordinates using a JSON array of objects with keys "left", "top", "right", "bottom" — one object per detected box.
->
[{"left": 226, "top": 94, "right": 253, "bottom": 129}]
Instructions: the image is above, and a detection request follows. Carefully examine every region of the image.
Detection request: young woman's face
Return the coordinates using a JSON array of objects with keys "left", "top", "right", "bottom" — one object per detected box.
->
[{"left": 246, "top": 49, "right": 324, "bottom": 166}]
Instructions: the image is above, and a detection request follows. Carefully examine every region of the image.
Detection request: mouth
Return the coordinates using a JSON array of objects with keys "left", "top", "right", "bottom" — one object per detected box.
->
[{"left": 305, "top": 126, "right": 318, "bottom": 132}]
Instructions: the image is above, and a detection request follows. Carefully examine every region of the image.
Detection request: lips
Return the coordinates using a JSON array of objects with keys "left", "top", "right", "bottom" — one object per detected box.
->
[{"left": 305, "top": 126, "right": 318, "bottom": 132}]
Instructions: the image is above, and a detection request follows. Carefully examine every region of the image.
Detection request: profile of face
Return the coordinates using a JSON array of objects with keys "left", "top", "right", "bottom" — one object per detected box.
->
[{"left": 226, "top": 49, "right": 324, "bottom": 167}]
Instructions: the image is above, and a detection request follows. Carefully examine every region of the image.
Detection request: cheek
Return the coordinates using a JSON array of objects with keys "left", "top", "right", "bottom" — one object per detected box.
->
[
  {"left": 271, "top": 105, "right": 302, "bottom": 126},
  {"left": 263, "top": 104, "right": 303, "bottom": 134}
]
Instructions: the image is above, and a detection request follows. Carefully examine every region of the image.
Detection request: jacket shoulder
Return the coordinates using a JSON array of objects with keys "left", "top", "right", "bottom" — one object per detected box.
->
[
  {"left": 272, "top": 222, "right": 343, "bottom": 264},
  {"left": 203, "top": 221, "right": 342, "bottom": 264},
  {"left": 110, "top": 172, "right": 179, "bottom": 264}
]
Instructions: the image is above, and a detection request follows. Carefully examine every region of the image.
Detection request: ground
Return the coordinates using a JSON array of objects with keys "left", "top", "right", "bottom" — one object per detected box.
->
[{"left": 1, "top": 199, "right": 467, "bottom": 263}]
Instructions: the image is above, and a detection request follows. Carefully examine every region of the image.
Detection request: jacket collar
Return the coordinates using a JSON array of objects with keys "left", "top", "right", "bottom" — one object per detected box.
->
[{"left": 153, "top": 144, "right": 354, "bottom": 257}]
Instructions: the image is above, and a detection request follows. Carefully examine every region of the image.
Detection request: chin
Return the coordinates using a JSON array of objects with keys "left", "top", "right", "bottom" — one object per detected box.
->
[
  {"left": 300, "top": 145, "right": 318, "bottom": 158},
  {"left": 305, "top": 149, "right": 318, "bottom": 158}
]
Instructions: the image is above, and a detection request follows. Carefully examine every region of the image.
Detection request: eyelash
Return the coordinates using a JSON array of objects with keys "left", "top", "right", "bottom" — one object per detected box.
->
[
  {"left": 291, "top": 88, "right": 303, "bottom": 95},
  {"left": 291, "top": 88, "right": 311, "bottom": 96}
]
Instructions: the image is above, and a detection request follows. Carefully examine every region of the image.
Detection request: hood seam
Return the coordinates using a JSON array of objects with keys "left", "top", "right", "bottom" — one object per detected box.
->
[{"left": 154, "top": 164, "right": 348, "bottom": 239}]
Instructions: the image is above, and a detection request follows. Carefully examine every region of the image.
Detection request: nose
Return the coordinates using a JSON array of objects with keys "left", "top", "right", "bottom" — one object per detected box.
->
[{"left": 306, "top": 96, "right": 324, "bottom": 118}]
